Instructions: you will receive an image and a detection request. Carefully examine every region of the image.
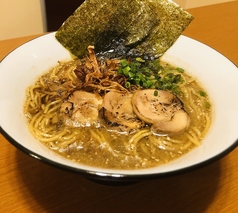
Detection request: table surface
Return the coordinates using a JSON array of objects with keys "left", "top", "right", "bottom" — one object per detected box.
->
[{"left": 0, "top": 1, "right": 238, "bottom": 213}]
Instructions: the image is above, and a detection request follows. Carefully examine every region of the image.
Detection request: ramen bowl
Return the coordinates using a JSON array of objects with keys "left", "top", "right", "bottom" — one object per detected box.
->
[{"left": 0, "top": 33, "right": 238, "bottom": 182}]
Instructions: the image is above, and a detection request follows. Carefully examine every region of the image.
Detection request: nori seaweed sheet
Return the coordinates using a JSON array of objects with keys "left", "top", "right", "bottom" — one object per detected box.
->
[{"left": 55, "top": 0, "right": 193, "bottom": 59}]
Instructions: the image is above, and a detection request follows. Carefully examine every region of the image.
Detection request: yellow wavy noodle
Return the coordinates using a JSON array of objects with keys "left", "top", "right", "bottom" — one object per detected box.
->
[{"left": 24, "top": 60, "right": 212, "bottom": 169}]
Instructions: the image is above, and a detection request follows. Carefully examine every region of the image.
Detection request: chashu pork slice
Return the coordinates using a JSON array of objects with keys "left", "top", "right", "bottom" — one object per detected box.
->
[
  {"left": 151, "top": 109, "right": 190, "bottom": 135},
  {"left": 101, "top": 91, "right": 145, "bottom": 133},
  {"left": 131, "top": 89, "right": 190, "bottom": 135},
  {"left": 60, "top": 90, "right": 103, "bottom": 127}
]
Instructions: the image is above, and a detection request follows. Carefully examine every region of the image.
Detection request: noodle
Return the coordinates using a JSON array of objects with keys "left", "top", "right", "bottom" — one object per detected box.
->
[
  {"left": 129, "top": 130, "right": 153, "bottom": 152},
  {"left": 24, "top": 57, "right": 212, "bottom": 169}
]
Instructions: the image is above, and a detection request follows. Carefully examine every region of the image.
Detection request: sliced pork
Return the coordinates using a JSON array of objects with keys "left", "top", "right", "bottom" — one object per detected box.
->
[
  {"left": 60, "top": 90, "right": 103, "bottom": 127},
  {"left": 131, "top": 89, "right": 190, "bottom": 135},
  {"left": 101, "top": 91, "right": 145, "bottom": 133}
]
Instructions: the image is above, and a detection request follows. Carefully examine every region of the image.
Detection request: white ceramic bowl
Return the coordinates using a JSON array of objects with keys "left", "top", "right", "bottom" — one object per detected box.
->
[{"left": 0, "top": 32, "right": 238, "bottom": 182}]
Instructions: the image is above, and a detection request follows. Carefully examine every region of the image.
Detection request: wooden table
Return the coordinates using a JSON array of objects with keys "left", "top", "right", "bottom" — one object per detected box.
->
[{"left": 0, "top": 1, "right": 238, "bottom": 212}]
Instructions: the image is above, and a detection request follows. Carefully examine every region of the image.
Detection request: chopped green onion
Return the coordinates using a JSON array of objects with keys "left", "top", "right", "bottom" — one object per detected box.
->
[
  {"left": 122, "top": 66, "right": 131, "bottom": 76},
  {"left": 176, "top": 67, "right": 185, "bottom": 73},
  {"left": 199, "top": 90, "right": 207, "bottom": 97},
  {"left": 120, "top": 59, "right": 128, "bottom": 67},
  {"left": 136, "top": 57, "right": 145, "bottom": 62},
  {"left": 128, "top": 72, "right": 135, "bottom": 78},
  {"left": 118, "top": 58, "right": 184, "bottom": 94},
  {"left": 205, "top": 102, "right": 211, "bottom": 109},
  {"left": 125, "top": 81, "right": 131, "bottom": 88}
]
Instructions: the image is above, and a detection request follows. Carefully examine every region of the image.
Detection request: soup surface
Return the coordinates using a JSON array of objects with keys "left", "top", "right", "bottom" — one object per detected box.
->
[{"left": 24, "top": 52, "right": 212, "bottom": 169}]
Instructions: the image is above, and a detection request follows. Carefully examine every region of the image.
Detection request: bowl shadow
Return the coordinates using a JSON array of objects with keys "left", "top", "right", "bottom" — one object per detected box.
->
[{"left": 15, "top": 150, "right": 222, "bottom": 213}]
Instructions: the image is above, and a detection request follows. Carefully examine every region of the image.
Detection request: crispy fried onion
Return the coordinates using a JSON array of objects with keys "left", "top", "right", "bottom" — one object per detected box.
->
[{"left": 74, "top": 46, "right": 128, "bottom": 94}]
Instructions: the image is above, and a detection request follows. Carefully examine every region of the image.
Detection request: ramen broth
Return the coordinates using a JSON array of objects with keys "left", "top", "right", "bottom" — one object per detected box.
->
[{"left": 24, "top": 57, "right": 212, "bottom": 169}]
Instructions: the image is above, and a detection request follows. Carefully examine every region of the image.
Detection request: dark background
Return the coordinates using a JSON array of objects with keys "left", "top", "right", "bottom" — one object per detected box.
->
[{"left": 45, "top": 0, "right": 85, "bottom": 32}]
